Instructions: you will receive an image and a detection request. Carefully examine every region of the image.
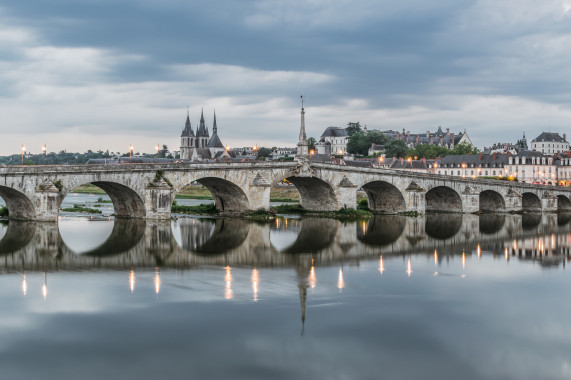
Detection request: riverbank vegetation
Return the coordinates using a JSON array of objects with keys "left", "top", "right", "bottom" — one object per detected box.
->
[
  {"left": 61, "top": 204, "right": 102, "bottom": 214},
  {"left": 0, "top": 206, "right": 8, "bottom": 217}
]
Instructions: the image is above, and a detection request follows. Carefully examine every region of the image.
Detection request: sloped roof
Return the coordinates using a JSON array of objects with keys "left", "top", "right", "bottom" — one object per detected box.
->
[
  {"left": 181, "top": 115, "right": 195, "bottom": 137},
  {"left": 532, "top": 132, "right": 566, "bottom": 143},
  {"left": 321, "top": 126, "right": 348, "bottom": 138},
  {"left": 207, "top": 133, "right": 224, "bottom": 148}
]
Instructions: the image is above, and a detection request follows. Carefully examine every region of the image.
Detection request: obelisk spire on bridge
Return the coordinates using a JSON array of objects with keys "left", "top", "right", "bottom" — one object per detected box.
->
[{"left": 296, "top": 95, "right": 309, "bottom": 160}]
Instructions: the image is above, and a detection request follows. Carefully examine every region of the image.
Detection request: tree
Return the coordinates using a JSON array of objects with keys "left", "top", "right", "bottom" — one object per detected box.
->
[
  {"left": 385, "top": 140, "right": 408, "bottom": 158},
  {"left": 257, "top": 147, "right": 273, "bottom": 159},
  {"left": 346, "top": 130, "right": 388, "bottom": 156},
  {"left": 307, "top": 137, "right": 317, "bottom": 151},
  {"left": 158, "top": 144, "right": 169, "bottom": 158},
  {"left": 452, "top": 142, "right": 479, "bottom": 155},
  {"left": 346, "top": 122, "right": 362, "bottom": 136}
]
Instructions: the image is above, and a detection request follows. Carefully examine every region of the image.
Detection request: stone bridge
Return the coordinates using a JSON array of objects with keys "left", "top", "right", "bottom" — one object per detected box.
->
[
  {"left": 0, "top": 213, "right": 569, "bottom": 272},
  {"left": 2, "top": 160, "right": 571, "bottom": 221}
]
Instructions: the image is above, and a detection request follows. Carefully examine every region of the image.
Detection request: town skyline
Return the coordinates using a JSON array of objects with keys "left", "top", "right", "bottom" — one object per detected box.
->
[{"left": 1, "top": 1, "right": 570, "bottom": 155}]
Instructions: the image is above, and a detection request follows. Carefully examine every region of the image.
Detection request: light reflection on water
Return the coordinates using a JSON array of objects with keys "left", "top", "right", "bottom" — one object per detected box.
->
[{"left": 0, "top": 213, "right": 570, "bottom": 379}]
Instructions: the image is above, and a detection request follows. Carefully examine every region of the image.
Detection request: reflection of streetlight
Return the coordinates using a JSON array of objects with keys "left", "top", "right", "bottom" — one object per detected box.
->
[
  {"left": 21, "top": 144, "right": 25, "bottom": 165},
  {"left": 129, "top": 145, "right": 134, "bottom": 163}
]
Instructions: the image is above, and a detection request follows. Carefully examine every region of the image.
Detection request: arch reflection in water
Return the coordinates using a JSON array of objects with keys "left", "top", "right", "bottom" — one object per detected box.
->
[
  {"left": 0, "top": 221, "right": 37, "bottom": 255},
  {"left": 172, "top": 218, "right": 249, "bottom": 255},
  {"left": 357, "top": 215, "right": 406, "bottom": 246},
  {"left": 425, "top": 214, "right": 462, "bottom": 240},
  {"left": 59, "top": 218, "right": 146, "bottom": 256},
  {"left": 479, "top": 214, "right": 506, "bottom": 235},
  {"left": 270, "top": 218, "right": 337, "bottom": 254}
]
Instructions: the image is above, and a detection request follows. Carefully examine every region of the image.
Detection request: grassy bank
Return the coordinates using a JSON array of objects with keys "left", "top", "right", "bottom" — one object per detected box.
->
[
  {"left": 273, "top": 203, "right": 372, "bottom": 221},
  {"left": 61, "top": 204, "right": 102, "bottom": 214}
]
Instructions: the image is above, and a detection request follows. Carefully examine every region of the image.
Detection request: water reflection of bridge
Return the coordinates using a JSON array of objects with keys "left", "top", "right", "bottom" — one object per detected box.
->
[{"left": 0, "top": 213, "right": 570, "bottom": 272}]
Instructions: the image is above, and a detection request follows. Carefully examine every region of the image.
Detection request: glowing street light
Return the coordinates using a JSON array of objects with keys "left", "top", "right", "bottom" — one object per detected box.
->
[
  {"left": 155, "top": 144, "right": 160, "bottom": 155},
  {"left": 21, "top": 144, "right": 25, "bottom": 165},
  {"left": 129, "top": 145, "right": 134, "bottom": 163}
]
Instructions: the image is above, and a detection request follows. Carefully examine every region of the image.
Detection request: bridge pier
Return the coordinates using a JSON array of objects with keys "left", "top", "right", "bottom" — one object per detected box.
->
[
  {"left": 35, "top": 181, "right": 64, "bottom": 222},
  {"left": 460, "top": 186, "right": 480, "bottom": 213},
  {"left": 144, "top": 185, "right": 174, "bottom": 220},
  {"left": 504, "top": 190, "right": 523, "bottom": 213},
  {"left": 403, "top": 183, "right": 426, "bottom": 214},
  {"left": 542, "top": 192, "right": 558, "bottom": 212}
]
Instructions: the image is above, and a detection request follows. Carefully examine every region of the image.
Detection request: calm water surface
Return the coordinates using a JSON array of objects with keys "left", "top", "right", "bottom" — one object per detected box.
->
[{"left": 0, "top": 208, "right": 570, "bottom": 379}]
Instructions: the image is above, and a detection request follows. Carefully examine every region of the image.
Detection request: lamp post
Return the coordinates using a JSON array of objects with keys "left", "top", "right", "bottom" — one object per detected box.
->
[
  {"left": 155, "top": 144, "right": 160, "bottom": 156},
  {"left": 21, "top": 145, "right": 25, "bottom": 165},
  {"left": 129, "top": 145, "right": 134, "bottom": 163},
  {"left": 42, "top": 144, "right": 46, "bottom": 165}
]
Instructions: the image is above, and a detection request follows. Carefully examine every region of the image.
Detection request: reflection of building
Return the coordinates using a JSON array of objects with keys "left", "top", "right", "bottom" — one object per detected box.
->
[{"left": 180, "top": 110, "right": 228, "bottom": 161}]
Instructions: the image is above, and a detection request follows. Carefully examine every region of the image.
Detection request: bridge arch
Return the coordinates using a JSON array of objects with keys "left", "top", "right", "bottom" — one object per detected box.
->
[
  {"left": 425, "top": 186, "right": 462, "bottom": 212},
  {"left": 285, "top": 176, "right": 337, "bottom": 211},
  {"left": 479, "top": 190, "right": 505, "bottom": 212},
  {"left": 62, "top": 181, "right": 147, "bottom": 218},
  {"left": 0, "top": 187, "right": 36, "bottom": 220},
  {"left": 361, "top": 181, "right": 406, "bottom": 213},
  {"left": 557, "top": 195, "right": 571, "bottom": 211},
  {"left": 522, "top": 192, "right": 542, "bottom": 212},
  {"left": 196, "top": 177, "right": 250, "bottom": 212}
]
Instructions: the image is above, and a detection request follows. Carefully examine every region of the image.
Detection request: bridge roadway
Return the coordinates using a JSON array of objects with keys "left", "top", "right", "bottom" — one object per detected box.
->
[
  {"left": 2, "top": 160, "right": 571, "bottom": 221},
  {"left": 0, "top": 213, "right": 569, "bottom": 273}
]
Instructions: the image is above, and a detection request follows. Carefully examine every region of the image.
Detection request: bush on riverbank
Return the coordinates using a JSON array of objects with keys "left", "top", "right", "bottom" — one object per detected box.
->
[
  {"left": 61, "top": 204, "right": 102, "bottom": 214},
  {"left": 172, "top": 203, "right": 218, "bottom": 214},
  {"left": 0, "top": 206, "right": 8, "bottom": 217}
]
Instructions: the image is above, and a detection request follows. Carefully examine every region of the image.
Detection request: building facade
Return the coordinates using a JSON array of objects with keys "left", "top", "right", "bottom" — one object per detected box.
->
[{"left": 531, "top": 132, "right": 569, "bottom": 154}]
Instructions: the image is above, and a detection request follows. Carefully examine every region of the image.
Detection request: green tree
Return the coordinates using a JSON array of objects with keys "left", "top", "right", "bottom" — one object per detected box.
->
[
  {"left": 346, "top": 122, "right": 362, "bottom": 136},
  {"left": 257, "top": 147, "right": 273, "bottom": 159},
  {"left": 385, "top": 140, "right": 408, "bottom": 158},
  {"left": 452, "top": 142, "right": 479, "bottom": 155},
  {"left": 346, "top": 131, "right": 388, "bottom": 156},
  {"left": 307, "top": 137, "right": 317, "bottom": 151}
]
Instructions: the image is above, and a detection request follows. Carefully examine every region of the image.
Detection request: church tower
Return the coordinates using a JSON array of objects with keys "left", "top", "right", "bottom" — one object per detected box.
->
[
  {"left": 196, "top": 109, "right": 210, "bottom": 148},
  {"left": 180, "top": 110, "right": 195, "bottom": 160},
  {"left": 296, "top": 96, "right": 309, "bottom": 160}
]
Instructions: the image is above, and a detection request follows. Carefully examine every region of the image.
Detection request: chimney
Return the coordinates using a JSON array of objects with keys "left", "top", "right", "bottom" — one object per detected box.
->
[
  {"left": 430, "top": 135, "right": 434, "bottom": 144},
  {"left": 493, "top": 153, "right": 497, "bottom": 160},
  {"left": 564, "top": 133, "right": 567, "bottom": 142},
  {"left": 450, "top": 133, "right": 454, "bottom": 144},
  {"left": 446, "top": 128, "right": 450, "bottom": 136},
  {"left": 405, "top": 132, "right": 410, "bottom": 142},
  {"left": 506, "top": 151, "right": 511, "bottom": 159},
  {"left": 479, "top": 152, "right": 483, "bottom": 160}
]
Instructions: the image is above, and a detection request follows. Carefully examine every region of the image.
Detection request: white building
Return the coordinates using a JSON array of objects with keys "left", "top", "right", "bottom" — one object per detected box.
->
[{"left": 531, "top": 132, "right": 569, "bottom": 155}]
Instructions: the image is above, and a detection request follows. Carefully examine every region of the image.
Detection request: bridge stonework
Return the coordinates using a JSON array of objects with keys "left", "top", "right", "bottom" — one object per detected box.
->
[{"left": 1, "top": 161, "right": 571, "bottom": 221}]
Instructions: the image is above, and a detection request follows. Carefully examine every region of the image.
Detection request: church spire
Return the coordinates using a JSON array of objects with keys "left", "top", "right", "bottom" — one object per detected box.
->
[{"left": 213, "top": 110, "right": 217, "bottom": 134}]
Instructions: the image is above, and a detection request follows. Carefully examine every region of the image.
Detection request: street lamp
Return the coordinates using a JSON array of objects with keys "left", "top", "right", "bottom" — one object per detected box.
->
[
  {"left": 155, "top": 144, "right": 160, "bottom": 154},
  {"left": 129, "top": 145, "right": 134, "bottom": 163},
  {"left": 21, "top": 144, "right": 25, "bottom": 165},
  {"left": 42, "top": 144, "right": 46, "bottom": 165}
]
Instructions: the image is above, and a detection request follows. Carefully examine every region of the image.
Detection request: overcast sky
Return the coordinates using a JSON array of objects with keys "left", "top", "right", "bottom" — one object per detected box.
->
[{"left": 1, "top": 0, "right": 571, "bottom": 155}]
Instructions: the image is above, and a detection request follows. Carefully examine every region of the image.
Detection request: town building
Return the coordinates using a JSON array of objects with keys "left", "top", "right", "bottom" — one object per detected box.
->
[
  {"left": 317, "top": 127, "right": 348, "bottom": 155},
  {"left": 180, "top": 110, "right": 229, "bottom": 161},
  {"left": 381, "top": 126, "right": 473, "bottom": 149},
  {"left": 531, "top": 132, "right": 569, "bottom": 154}
]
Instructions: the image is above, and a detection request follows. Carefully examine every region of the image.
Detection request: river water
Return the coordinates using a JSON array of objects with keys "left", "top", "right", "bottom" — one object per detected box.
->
[{"left": 0, "top": 195, "right": 570, "bottom": 379}]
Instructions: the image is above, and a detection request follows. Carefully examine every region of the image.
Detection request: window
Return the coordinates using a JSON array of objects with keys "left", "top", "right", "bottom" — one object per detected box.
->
[
  {"left": 493, "top": 171, "right": 496, "bottom": 175},
  {"left": 457, "top": 170, "right": 460, "bottom": 175},
  {"left": 485, "top": 171, "right": 488, "bottom": 175}
]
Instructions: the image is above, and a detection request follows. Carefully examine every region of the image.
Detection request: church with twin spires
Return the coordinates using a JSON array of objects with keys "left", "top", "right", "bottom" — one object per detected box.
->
[{"left": 180, "top": 109, "right": 228, "bottom": 161}]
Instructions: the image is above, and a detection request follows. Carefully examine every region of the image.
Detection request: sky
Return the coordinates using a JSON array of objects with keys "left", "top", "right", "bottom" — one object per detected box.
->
[{"left": 1, "top": 0, "right": 571, "bottom": 155}]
